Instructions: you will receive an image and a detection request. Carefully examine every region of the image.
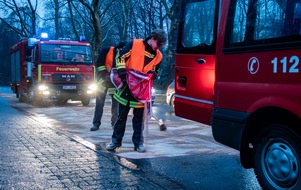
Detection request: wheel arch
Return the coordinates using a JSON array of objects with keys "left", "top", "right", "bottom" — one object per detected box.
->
[
  {"left": 240, "top": 106, "right": 301, "bottom": 168},
  {"left": 170, "top": 94, "right": 175, "bottom": 107}
]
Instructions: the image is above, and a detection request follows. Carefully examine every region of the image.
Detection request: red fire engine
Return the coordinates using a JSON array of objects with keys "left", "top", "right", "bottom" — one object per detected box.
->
[
  {"left": 176, "top": 0, "right": 301, "bottom": 189},
  {"left": 10, "top": 33, "right": 95, "bottom": 106}
]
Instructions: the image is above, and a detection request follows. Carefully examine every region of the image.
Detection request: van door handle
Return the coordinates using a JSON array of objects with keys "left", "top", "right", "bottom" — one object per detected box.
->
[
  {"left": 197, "top": 58, "right": 206, "bottom": 64},
  {"left": 178, "top": 76, "right": 186, "bottom": 85}
]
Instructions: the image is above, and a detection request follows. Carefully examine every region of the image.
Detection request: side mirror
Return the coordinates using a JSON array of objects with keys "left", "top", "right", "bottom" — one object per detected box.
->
[{"left": 28, "top": 38, "right": 40, "bottom": 47}]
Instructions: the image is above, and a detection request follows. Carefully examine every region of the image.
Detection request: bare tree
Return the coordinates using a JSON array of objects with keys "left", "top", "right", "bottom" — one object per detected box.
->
[
  {"left": 0, "top": 0, "right": 40, "bottom": 37},
  {"left": 162, "top": 0, "right": 181, "bottom": 81},
  {"left": 0, "top": 0, "right": 177, "bottom": 88},
  {"left": 67, "top": 0, "right": 80, "bottom": 40},
  {"left": 71, "top": 0, "right": 123, "bottom": 53},
  {"left": 118, "top": 0, "right": 138, "bottom": 41}
]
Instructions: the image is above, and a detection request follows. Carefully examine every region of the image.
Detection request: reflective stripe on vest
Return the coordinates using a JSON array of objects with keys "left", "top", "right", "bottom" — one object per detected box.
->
[
  {"left": 97, "top": 78, "right": 106, "bottom": 92},
  {"left": 113, "top": 88, "right": 128, "bottom": 106},
  {"left": 108, "top": 88, "right": 116, "bottom": 95},
  {"left": 97, "top": 65, "right": 106, "bottom": 72},
  {"left": 113, "top": 87, "right": 144, "bottom": 108}
]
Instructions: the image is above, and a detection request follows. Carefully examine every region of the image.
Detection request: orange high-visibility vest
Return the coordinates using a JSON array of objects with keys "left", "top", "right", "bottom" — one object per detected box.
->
[
  {"left": 126, "top": 39, "right": 162, "bottom": 73},
  {"left": 105, "top": 47, "right": 114, "bottom": 71}
]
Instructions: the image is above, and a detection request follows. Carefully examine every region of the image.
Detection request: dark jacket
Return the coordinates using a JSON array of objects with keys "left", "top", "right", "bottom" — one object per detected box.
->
[{"left": 114, "top": 39, "right": 162, "bottom": 108}]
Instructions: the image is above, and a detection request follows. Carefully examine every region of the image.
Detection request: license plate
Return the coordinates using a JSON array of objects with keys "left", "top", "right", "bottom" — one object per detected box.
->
[{"left": 63, "top": 85, "right": 76, "bottom": 90}]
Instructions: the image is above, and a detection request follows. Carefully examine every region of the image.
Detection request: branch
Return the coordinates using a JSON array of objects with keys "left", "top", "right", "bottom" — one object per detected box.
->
[
  {"left": 0, "top": 17, "right": 24, "bottom": 37},
  {"left": 71, "top": 1, "right": 93, "bottom": 29}
]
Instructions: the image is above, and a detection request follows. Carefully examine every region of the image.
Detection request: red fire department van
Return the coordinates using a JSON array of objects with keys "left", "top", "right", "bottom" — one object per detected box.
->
[
  {"left": 175, "top": 0, "right": 301, "bottom": 189},
  {"left": 10, "top": 33, "right": 95, "bottom": 106}
]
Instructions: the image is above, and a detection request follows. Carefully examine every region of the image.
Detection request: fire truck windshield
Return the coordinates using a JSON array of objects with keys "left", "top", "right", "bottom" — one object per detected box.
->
[{"left": 40, "top": 44, "right": 93, "bottom": 65}]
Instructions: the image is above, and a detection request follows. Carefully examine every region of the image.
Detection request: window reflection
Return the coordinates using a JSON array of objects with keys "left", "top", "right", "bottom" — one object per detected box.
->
[
  {"left": 182, "top": 0, "right": 216, "bottom": 48},
  {"left": 230, "top": 0, "right": 301, "bottom": 44},
  {"left": 40, "top": 44, "right": 92, "bottom": 65}
]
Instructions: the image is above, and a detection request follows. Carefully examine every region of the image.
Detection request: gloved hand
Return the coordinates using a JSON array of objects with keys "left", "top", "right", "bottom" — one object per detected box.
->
[
  {"left": 100, "top": 71, "right": 108, "bottom": 79},
  {"left": 147, "top": 70, "right": 157, "bottom": 80},
  {"left": 102, "top": 80, "right": 113, "bottom": 88},
  {"left": 120, "top": 74, "right": 127, "bottom": 83},
  {"left": 101, "top": 75, "right": 113, "bottom": 87},
  {"left": 104, "top": 75, "right": 111, "bottom": 81}
]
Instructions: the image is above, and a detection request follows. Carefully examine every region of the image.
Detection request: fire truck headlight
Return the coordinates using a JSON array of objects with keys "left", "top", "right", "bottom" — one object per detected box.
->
[
  {"left": 43, "top": 91, "right": 50, "bottom": 95},
  {"left": 87, "top": 84, "right": 96, "bottom": 94},
  {"left": 88, "top": 84, "right": 97, "bottom": 91},
  {"left": 38, "top": 85, "right": 48, "bottom": 91},
  {"left": 39, "top": 85, "right": 48, "bottom": 91},
  {"left": 38, "top": 85, "right": 50, "bottom": 95}
]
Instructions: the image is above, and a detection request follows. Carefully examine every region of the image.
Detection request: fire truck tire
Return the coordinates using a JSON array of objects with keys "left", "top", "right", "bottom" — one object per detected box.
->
[
  {"left": 27, "top": 89, "right": 34, "bottom": 103},
  {"left": 81, "top": 97, "right": 90, "bottom": 106},
  {"left": 32, "top": 98, "right": 42, "bottom": 106},
  {"left": 253, "top": 124, "right": 301, "bottom": 190},
  {"left": 27, "top": 89, "right": 42, "bottom": 106},
  {"left": 54, "top": 99, "right": 68, "bottom": 106},
  {"left": 19, "top": 94, "right": 26, "bottom": 103}
]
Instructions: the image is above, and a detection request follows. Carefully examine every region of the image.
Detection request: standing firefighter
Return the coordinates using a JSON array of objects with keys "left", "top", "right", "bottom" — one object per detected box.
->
[
  {"left": 106, "top": 29, "right": 167, "bottom": 152},
  {"left": 91, "top": 42, "right": 126, "bottom": 131}
]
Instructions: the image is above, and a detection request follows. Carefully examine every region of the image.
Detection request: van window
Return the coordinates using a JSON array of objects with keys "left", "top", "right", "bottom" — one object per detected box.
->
[
  {"left": 225, "top": 0, "right": 301, "bottom": 49},
  {"left": 178, "top": 0, "right": 218, "bottom": 54},
  {"left": 182, "top": 0, "right": 216, "bottom": 47}
]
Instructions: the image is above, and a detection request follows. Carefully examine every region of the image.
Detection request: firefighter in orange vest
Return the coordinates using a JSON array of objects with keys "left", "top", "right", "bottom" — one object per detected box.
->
[
  {"left": 106, "top": 29, "right": 167, "bottom": 152},
  {"left": 91, "top": 42, "right": 126, "bottom": 131}
]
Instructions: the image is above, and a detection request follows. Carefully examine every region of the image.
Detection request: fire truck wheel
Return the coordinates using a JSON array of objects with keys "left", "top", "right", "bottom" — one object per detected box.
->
[
  {"left": 31, "top": 98, "right": 42, "bottom": 106},
  {"left": 27, "top": 91, "right": 33, "bottom": 103},
  {"left": 253, "top": 124, "right": 301, "bottom": 190},
  {"left": 54, "top": 99, "right": 68, "bottom": 106},
  {"left": 81, "top": 97, "right": 90, "bottom": 106},
  {"left": 19, "top": 94, "right": 26, "bottom": 103},
  {"left": 27, "top": 89, "right": 39, "bottom": 106}
]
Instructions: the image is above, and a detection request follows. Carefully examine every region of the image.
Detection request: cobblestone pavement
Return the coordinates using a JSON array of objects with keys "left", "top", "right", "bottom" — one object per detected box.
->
[{"left": 0, "top": 92, "right": 182, "bottom": 189}]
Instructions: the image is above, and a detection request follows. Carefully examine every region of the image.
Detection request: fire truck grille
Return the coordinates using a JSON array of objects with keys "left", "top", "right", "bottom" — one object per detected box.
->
[{"left": 52, "top": 74, "right": 84, "bottom": 82}]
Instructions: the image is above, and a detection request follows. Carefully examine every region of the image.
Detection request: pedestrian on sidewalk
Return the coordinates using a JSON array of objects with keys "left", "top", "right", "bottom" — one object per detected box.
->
[
  {"left": 106, "top": 29, "right": 167, "bottom": 152},
  {"left": 91, "top": 42, "right": 126, "bottom": 131}
]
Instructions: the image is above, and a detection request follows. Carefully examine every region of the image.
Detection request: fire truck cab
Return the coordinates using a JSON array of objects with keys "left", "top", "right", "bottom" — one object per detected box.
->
[
  {"left": 176, "top": 0, "right": 301, "bottom": 189},
  {"left": 10, "top": 33, "right": 95, "bottom": 106}
]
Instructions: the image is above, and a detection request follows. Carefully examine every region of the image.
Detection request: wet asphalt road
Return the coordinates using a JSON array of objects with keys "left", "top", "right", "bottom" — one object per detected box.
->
[{"left": 0, "top": 86, "right": 262, "bottom": 189}]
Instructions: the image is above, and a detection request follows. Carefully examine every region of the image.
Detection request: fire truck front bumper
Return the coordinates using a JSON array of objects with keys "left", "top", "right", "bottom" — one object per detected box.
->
[{"left": 35, "top": 83, "right": 96, "bottom": 101}]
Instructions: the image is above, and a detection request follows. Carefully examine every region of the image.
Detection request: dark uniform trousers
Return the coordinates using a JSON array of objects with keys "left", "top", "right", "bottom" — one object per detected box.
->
[
  {"left": 92, "top": 89, "right": 108, "bottom": 127},
  {"left": 93, "top": 88, "right": 118, "bottom": 127},
  {"left": 112, "top": 103, "right": 144, "bottom": 147}
]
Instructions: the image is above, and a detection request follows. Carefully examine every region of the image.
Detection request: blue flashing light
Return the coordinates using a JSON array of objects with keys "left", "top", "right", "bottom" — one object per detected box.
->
[
  {"left": 41, "top": 33, "right": 49, "bottom": 39},
  {"left": 80, "top": 36, "right": 86, "bottom": 41}
]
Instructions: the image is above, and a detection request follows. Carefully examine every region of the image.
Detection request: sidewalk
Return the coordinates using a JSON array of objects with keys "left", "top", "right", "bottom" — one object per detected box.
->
[
  {"left": 0, "top": 88, "right": 182, "bottom": 189},
  {"left": 3, "top": 86, "right": 235, "bottom": 160},
  {"left": 22, "top": 99, "right": 234, "bottom": 160},
  {"left": 0, "top": 86, "right": 246, "bottom": 190}
]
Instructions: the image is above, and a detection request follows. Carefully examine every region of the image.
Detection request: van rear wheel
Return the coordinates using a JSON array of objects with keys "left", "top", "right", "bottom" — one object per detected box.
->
[{"left": 254, "top": 125, "right": 301, "bottom": 190}]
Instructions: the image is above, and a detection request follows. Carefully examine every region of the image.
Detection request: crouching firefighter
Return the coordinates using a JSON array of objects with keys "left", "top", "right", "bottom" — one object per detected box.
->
[{"left": 106, "top": 29, "right": 167, "bottom": 152}]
